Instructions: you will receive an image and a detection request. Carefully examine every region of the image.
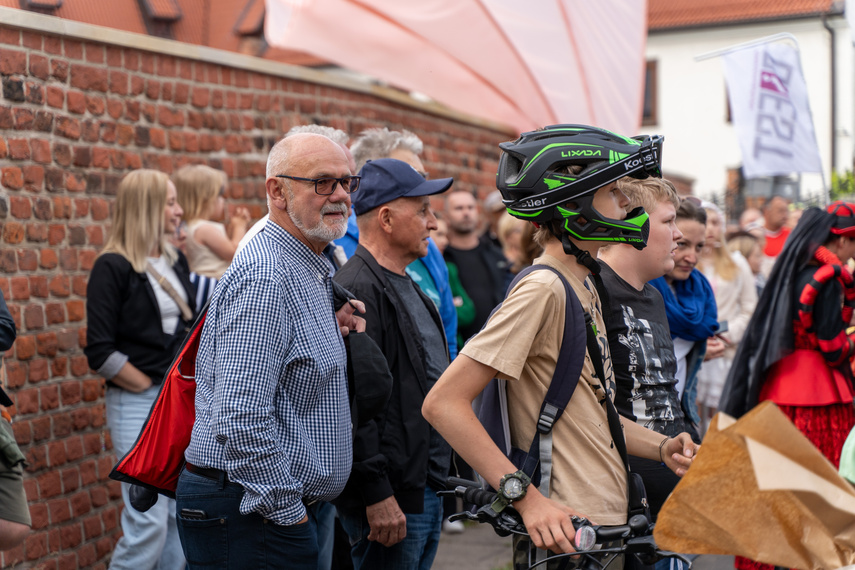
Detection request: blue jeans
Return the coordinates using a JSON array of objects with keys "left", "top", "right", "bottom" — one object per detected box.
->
[
  {"left": 106, "top": 387, "right": 185, "bottom": 570},
  {"left": 175, "top": 467, "right": 319, "bottom": 569},
  {"left": 337, "top": 486, "right": 442, "bottom": 570}
]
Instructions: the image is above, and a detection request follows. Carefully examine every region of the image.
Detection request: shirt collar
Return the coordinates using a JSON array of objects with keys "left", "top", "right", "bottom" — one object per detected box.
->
[{"left": 263, "top": 218, "right": 333, "bottom": 278}]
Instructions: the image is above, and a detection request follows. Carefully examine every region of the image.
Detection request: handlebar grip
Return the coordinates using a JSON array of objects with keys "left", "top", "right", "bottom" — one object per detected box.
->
[{"left": 457, "top": 485, "right": 497, "bottom": 508}]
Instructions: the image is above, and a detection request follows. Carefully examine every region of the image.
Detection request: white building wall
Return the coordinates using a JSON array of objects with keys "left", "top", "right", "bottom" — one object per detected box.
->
[{"left": 643, "top": 17, "right": 852, "bottom": 208}]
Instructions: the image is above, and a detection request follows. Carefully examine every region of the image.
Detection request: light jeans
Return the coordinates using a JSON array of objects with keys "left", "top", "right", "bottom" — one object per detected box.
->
[{"left": 106, "top": 386, "right": 185, "bottom": 570}]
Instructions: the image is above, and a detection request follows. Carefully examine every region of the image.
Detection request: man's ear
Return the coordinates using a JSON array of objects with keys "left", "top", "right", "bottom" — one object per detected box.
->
[
  {"left": 378, "top": 205, "right": 394, "bottom": 233},
  {"left": 266, "top": 178, "right": 287, "bottom": 211}
]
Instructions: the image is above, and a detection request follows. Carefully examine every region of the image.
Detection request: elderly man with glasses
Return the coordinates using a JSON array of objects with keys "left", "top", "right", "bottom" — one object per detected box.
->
[{"left": 176, "top": 133, "right": 365, "bottom": 569}]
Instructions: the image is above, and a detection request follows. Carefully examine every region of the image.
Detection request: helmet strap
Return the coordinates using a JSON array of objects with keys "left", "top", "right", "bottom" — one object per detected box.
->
[{"left": 559, "top": 232, "right": 600, "bottom": 276}]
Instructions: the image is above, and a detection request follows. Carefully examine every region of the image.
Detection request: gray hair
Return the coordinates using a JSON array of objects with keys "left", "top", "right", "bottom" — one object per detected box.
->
[
  {"left": 266, "top": 126, "right": 350, "bottom": 179},
  {"left": 351, "top": 127, "right": 423, "bottom": 171},
  {"left": 285, "top": 124, "right": 350, "bottom": 146}
]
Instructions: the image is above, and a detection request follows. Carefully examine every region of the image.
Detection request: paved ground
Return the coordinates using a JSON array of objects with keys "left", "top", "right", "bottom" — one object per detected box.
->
[{"left": 433, "top": 522, "right": 735, "bottom": 570}]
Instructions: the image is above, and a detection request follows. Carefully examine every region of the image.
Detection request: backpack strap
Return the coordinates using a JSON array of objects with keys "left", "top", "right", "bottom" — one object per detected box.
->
[{"left": 507, "top": 265, "right": 586, "bottom": 498}]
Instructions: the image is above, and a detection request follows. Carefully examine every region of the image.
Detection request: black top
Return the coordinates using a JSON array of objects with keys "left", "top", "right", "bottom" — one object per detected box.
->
[
  {"left": 85, "top": 251, "right": 196, "bottom": 387},
  {"left": 443, "top": 239, "right": 510, "bottom": 343},
  {"left": 333, "top": 245, "right": 449, "bottom": 514},
  {"left": 598, "top": 262, "right": 693, "bottom": 437}
]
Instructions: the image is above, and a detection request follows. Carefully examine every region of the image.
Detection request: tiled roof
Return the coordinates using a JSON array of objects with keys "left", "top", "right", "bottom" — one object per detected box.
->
[{"left": 649, "top": 0, "right": 839, "bottom": 31}]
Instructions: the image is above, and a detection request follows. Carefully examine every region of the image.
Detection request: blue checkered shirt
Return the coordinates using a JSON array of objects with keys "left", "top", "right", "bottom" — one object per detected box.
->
[{"left": 185, "top": 220, "right": 352, "bottom": 525}]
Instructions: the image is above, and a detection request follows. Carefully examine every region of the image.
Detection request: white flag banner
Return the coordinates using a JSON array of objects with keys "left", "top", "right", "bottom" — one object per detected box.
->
[{"left": 722, "top": 41, "right": 822, "bottom": 179}]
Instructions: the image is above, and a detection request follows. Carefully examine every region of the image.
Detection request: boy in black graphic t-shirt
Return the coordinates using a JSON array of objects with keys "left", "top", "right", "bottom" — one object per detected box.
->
[{"left": 598, "top": 177, "right": 700, "bottom": 519}]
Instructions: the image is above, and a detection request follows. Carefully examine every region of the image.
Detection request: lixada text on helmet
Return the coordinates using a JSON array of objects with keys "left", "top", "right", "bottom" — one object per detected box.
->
[{"left": 560, "top": 149, "right": 602, "bottom": 158}]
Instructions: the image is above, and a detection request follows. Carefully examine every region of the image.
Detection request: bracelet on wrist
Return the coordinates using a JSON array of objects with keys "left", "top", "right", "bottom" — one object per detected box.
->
[{"left": 658, "top": 436, "right": 670, "bottom": 464}]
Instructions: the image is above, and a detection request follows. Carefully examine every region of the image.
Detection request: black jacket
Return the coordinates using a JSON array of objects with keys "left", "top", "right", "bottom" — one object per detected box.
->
[
  {"left": 85, "top": 252, "right": 196, "bottom": 387},
  {"left": 333, "top": 245, "right": 447, "bottom": 514}
]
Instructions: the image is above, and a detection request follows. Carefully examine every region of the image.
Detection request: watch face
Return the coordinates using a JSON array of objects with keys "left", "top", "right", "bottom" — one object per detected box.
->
[{"left": 503, "top": 477, "right": 524, "bottom": 499}]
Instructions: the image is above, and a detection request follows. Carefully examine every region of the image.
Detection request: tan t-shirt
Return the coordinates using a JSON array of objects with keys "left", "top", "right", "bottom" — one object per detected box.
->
[{"left": 462, "top": 253, "right": 628, "bottom": 525}]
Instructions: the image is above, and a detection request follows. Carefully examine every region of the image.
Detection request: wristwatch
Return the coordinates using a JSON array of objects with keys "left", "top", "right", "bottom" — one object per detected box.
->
[{"left": 490, "top": 470, "right": 531, "bottom": 513}]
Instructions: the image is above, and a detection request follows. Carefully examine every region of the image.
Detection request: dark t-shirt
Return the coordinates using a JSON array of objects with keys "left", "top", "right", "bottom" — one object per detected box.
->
[
  {"left": 598, "top": 262, "right": 693, "bottom": 437},
  {"left": 444, "top": 243, "right": 501, "bottom": 342},
  {"left": 383, "top": 269, "right": 451, "bottom": 484}
]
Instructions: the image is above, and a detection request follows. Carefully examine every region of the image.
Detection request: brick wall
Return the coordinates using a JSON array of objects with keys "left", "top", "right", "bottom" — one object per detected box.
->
[{"left": 0, "top": 19, "right": 508, "bottom": 569}]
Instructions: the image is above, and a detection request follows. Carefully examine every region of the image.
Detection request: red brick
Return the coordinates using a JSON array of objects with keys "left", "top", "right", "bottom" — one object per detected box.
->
[
  {"left": 53, "top": 142, "right": 72, "bottom": 167},
  {"left": 39, "top": 248, "right": 56, "bottom": 271},
  {"left": 70, "top": 65, "right": 108, "bottom": 92},
  {"left": 60, "top": 248, "right": 78, "bottom": 270},
  {"left": 45, "top": 303, "right": 64, "bottom": 324},
  {"left": 28, "top": 138, "right": 51, "bottom": 164},
  {"left": 77, "top": 327, "right": 86, "bottom": 348},
  {"left": 18, "top": 250, "right": 37, "bottom": 272},
  {"left": 29, "top": 54, "right": 49, "bottom": 80},
  {"left": 29, "top": 503, "right": 49, "bottom": 530},
  {"left": 34, "top": 110, "right": 53, "bottom": 132},
  {"left": 66, "top": 172, "right": 86, "bottom": 192},
  {"left": 116, "top": 124, "right": 134, "bottom": 146},
  {"left": 104, "top": 100, "right": 123, "bottom": 123},
  {"left": 66, "top": 90, "right": 86, "bottom": 114},
  {"left": 86, "top": 94, "right": 105, "bottom": 115},
  {"left": 8, "top": 138, "right": 30, "bottom": 160},
  {"left": 73, "top": 198, "right": 89, "bottom": 218},
  {"left": 25, "top": 82, "right": 44, "bottom": 105},
  {"left": 61, "top": 465, "right": 78, "bottom": 490},
  {"left": 82, "top": 119, "right": 100, "bottom": 143},
  {"left": 56, "top": 117, "right": 81, "bottom": 140},
  {"left": 6, "top": 360, "right": 25, "bottom": 388},
  {"left": 174, "top": 82, "right": 189, "bottom": 104},
  {"left": 79, "top": 249, "right": 97, "bottom": 270},
  {"left": 0, "top": 138, "right": 6, "bottom": 159},
  {"left": 57, "top": 330, "right": 76, "bottom": 354},
  {"left": 83, "top": 514, "right": 102, "bottom": 540},
  {"left": 53, "top": 196, "right": 72, "bottom": 219},
  {"left": 150, "top": 127, "right": 166, "bottom": 148},
  {"left": 51, "top": 356, "right": 67, "bottom": 377},
  {"left": 81, "top": 377, "right": 100, "bottom": 399},
  {"left": 192, "top": 87, "right": 210, "bottom": 108},
  {"left": 72, "top": 409, "right": 91, "bottom": 432},
  {"left": 22, "top": 30, "right": 41, "bottom": 49},
  {"left": 89, "top": 485, "right": 108, "bottom": 508},
  {"left": 0, "top": 48, "right": 26, "bottom": 75},
  {"left": 67, "top": 300, "right": 84, "bottom": 322},
  {"left": 10, "top": 276, "right": 29, "bottom": 300},
  {"left": 84, "top": 42, "right": 105, "bottom": 63},
  {"left": 49, "top": 275, "right": 69, "bottom": 297},
  {"left": 48, "top": 224, "right": 65, "bottom": 245},
  {"left": 4, "top": 221, "right": 25, "bottom": 244},
  {"left": 89, "top": 198, "right": 110, "bottom": 221},
  {"left": 31, "top": 415, "right": 50, "bottom": 441},
  {"left": 85, "top": 225, "right": 103, "bottom": 246},
  {"left": 2, "top": 167, "right": 24, "bottom": 189},
  {"left": 0, "top": 28, "right": 20, "bottom": 46},
  {"left": 24, "top": 304, "right": 44, "bottom": 330},
  {"left": 28, "top": 358, "right": 48, "bottom": 382},
  {"left": 82, "top": 433, "right": 100, "bottom": 457},
  {"left": 15, "top": 386, "right": 38, "bottom": 411},
  {"left": 65, "top": 434, "right": 83, "bottom": 458},
  {"left": 70, "top": 490, "right": 91, "bottom": 518},
  {"left": 77, "top": 543, "right": 96, "bottom": 567},
  {"left": 46, "top": 86, "right": 63, "bottom": 109},
  {"left": 10, "top": 195, "right": 32, "bottom": 218},
  {"left": 23, "top": 165, "right": 45, "bottom": 191},
  {"left": 145, "top": 79, "right": 160, "bottom": 100},
  {"left": 92, "top": 147, "right": 111, "bottom": 169},
  {"left": 45, "top": 167, "right": 63, "bottom": 192},
  {"left": 24, "top": 531, "right": 47, "bottom": 561},
  {"left": 47, "top": 497, "right": 69, "bottom": 521},
  {"left": 50, "top": 59, "right": 69, "bottom": 83},
  {"left": 26, "top": 222, "right": 47, "bottom": 242},
  {"left": 30, "top": 275, "right": 48, "bottom": 298},
  {"left": 72, "top": 275, "right": 87, "bottom": 296},
  {"left": 36, "top": 332, "right": 58, "bottom": 357}
]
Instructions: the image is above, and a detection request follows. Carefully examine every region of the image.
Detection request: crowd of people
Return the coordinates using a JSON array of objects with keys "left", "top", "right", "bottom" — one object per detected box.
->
[{"left": 1, "top": 120, "right": 854, "bottom": 570}]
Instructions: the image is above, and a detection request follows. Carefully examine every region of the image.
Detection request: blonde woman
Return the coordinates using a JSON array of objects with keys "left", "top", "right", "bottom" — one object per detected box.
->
[
  {"left": 85, "top": 169, "right": 195, "bottom": 570},
  {"left": 174, "top": 165, "right": 250, "bottom": 278},
  {"left": 696, "top": 203, "right": 757, "bottom": 432}
]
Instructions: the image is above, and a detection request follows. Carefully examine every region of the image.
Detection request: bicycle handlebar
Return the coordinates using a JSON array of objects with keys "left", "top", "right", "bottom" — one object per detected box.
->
[{"left": 440, "top": 477, "right": 692, "bottom": 569}]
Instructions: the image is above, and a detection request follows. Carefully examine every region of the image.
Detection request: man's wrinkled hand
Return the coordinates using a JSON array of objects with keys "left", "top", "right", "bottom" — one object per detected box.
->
[
  {"left": 336, "top": 299, "right": 366, "bottom": 337},
  {"left": 366, "top": 496, "right": 407, "bottom": 547}
]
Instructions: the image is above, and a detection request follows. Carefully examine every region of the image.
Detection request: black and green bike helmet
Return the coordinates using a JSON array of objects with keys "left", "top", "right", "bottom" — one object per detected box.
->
[{"left": 497, "top": 124, "right": 664, "bottom": 250}]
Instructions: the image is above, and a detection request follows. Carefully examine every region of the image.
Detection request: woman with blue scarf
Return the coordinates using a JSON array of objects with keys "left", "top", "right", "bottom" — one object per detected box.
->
[{"left": 650, "top": 199, "right": 720, "bottom": 427}]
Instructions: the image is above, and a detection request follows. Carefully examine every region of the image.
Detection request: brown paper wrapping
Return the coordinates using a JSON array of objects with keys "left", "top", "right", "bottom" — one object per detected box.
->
[{"left": 654, "top": 401, "right": 855, "bottom": 570}]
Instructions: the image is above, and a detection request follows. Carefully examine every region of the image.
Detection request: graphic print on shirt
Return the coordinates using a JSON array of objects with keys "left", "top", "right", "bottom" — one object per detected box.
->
[{"left": 617, "top": 305, "right": 680, "bottom": 432}]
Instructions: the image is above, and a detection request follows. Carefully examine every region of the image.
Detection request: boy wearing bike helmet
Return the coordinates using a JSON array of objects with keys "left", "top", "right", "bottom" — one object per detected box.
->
[{"left": 423, "top": 125, "right": 698, "bottom": 568}]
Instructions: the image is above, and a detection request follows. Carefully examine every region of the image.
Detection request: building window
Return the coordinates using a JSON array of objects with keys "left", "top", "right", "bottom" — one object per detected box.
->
[{"left": 641, "top": 60, "right": 657, "bottom": 126}]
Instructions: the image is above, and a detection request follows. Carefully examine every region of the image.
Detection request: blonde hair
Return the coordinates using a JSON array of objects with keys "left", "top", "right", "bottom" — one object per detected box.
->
[
  {"left": 102, "top": 169, "right": 176, "bottom": 272},
  {"left": 704, "top": 208, "right": 739, "bottom": 281},
  {"left": 616, "top": 177, "right": 679, "bottom": 214},
  {"left": 173, "top": 165, "right": 226, "bottom": 223}
]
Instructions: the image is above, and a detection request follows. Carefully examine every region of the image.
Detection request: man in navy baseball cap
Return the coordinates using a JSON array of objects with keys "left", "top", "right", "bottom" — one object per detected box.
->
[
  {"left": 352, "top": 158, "right": 453, "bottom": 216},
  {"left": 333, "top": 157, "right": 454, "bottom": 567}
]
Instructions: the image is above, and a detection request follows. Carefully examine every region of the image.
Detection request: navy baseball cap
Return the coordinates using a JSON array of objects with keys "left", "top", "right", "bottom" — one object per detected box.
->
[{"left": 352, "top": 158, "right": 453, "bottom": 216}]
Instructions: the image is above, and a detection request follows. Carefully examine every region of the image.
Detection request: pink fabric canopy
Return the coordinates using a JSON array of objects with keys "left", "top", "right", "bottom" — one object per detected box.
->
[{"left": 264, "top": 0, "right": 648, "bottom": 134}]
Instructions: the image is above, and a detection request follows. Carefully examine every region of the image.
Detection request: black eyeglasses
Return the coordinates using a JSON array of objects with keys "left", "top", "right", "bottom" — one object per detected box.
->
[{"left": 275, "top": 175, "right": 360, "bottom": 195}]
